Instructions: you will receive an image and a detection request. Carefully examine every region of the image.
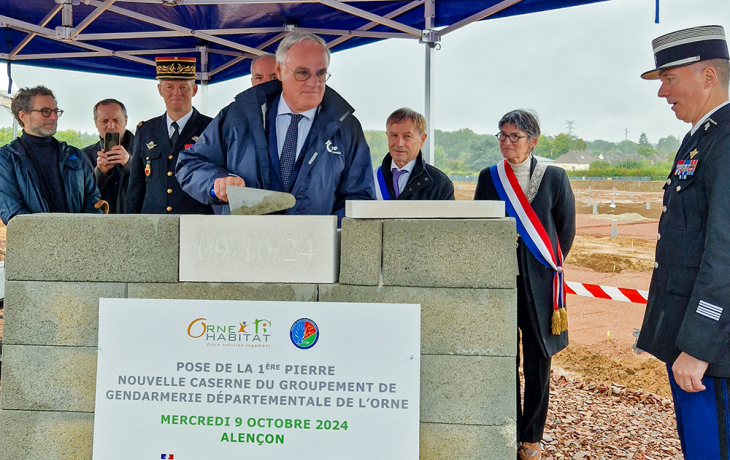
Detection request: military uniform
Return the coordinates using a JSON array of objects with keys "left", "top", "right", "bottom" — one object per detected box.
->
[
  {"left": 637, "top": 103, "right": 730, "bottom": 376},
  {"left": 126, "top": 109, "right": 213, "bottom": 214}
]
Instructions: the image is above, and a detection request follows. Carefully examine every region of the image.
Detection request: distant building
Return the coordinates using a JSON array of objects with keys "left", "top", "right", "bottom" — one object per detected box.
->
[
  {"left": 646, "top": 154, "right": 663, "bottom": 164},
  {"left": 534, "top": 154, "right": 554, "bottom": 164},
  {"left": 552, "top": 150, "right": 597, "bottom": 171}
]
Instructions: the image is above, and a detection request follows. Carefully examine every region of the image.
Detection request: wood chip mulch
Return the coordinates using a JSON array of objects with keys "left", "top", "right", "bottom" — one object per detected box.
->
[{"left": 541, "top": 373, "right": 683, "bottom": 460}]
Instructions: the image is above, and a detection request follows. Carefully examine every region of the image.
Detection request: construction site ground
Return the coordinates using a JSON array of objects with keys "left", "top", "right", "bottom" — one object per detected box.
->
[{"left": 0, "top": 180, "right": 684, "bottom": 458}]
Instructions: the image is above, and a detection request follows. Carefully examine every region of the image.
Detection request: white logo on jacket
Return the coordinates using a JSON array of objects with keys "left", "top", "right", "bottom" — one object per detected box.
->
[{"left": 326, "top": 140, "right": 340, "bottom": 154}]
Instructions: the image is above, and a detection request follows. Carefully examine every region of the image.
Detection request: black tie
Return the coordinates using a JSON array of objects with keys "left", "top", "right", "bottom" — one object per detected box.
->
[
  {"left": 170, "top": 121, "right": 180, "bottom": 147},
  {"left": 280, "top": 114, "right": 304, "bottom": 193}
]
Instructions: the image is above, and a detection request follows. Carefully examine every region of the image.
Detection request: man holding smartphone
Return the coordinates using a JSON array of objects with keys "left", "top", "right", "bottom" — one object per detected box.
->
[{"left": 82, "top": 99, "right": 134, "bottom": 214}]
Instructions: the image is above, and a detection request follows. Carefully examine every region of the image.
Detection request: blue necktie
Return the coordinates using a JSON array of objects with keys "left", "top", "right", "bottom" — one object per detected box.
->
[
  {"left": 280, "top": 113, "right": 304, "bottom": 193},
  {"left": 392, "top": 168, "right": 407, "bottom": 199}
]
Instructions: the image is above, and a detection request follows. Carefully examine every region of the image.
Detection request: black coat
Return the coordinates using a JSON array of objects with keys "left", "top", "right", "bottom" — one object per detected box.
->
[
  {"left": 378, "top": 152, "right": 454, "bottom": 200},
  {"left": 126, "top": 109, "right": 213, "bottom": 214},
  {"left": 475, "top": 158, "right": 576, "bottom": 357},
  {"left": 81, "top": 129, "right": 134, "bottom": 214},
  {"left": 638, "top": 103, "right": 730, "bottom": 378}
]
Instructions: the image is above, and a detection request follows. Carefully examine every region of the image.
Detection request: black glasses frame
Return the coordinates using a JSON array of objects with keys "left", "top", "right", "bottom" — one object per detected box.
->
[
  {"left": 28, "top": 108, "right": 64, "bottom": 118},
  {"left": 496, "top": 132, "right": 526, "bottom": 143}
]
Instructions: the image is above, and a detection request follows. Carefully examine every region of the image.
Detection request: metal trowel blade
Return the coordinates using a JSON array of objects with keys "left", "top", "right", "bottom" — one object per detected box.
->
[{"left": 227, "top": 185, "right": 296, "bottom": 215}]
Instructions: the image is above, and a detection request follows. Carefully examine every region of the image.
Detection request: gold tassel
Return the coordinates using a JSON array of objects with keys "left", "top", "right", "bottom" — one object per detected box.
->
[
  {"left": 552, "top": 309, "right": 561, "bottom": 335},
  {"left": 560, "top": 307, "right": 568, "bottom": 332}
]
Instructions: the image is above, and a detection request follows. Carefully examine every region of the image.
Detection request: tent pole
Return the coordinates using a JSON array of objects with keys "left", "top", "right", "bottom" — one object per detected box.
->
[
  {"left": 197, "top": 45, "right": 210, "bottom": 116},
  {"left": 423, "top": 0, "right": 437, "bottom": 166}
]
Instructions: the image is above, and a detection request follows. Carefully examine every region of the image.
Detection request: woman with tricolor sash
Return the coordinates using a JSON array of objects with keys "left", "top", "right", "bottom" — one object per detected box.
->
[{"left": 474, "top": 109, "right": 575, "bottom": 460}]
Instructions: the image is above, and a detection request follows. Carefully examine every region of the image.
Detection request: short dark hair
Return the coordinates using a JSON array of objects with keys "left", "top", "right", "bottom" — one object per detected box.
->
[
  {"left": 498, "top": 109, "right": 541, "bottom": 140},
  {"left": 11, "top": 86, "right": 55, "bottom": 128},
  {"left": 93, "top": 99, "right": 128, "bottom": 120},
  {"left": 705, "top": 58, "right": 730, "bottom": 89},
  {"left": 386, "top": 108, "right": 427, "bottom": 135}
]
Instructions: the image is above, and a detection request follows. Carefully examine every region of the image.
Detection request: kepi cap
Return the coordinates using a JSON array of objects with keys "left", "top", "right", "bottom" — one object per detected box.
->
[
  {"left": 642, "top": 25, "right": 729, "bottom": 80},
  {"left": 155, "top": 57, "right": 197, "bottom": 80}
]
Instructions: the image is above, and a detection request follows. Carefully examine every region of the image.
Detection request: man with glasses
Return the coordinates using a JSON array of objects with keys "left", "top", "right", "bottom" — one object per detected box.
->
[
  {"left": 0, "top": 86, "right": 101, "bottom": 224},
  {"left": 177, "top": 32, "right": 375, "bottom": 221}
]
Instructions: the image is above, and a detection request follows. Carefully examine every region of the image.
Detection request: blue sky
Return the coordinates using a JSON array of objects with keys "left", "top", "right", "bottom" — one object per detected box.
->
[{"left": 1, "top": 0, "right": 728, "bottom": 144}]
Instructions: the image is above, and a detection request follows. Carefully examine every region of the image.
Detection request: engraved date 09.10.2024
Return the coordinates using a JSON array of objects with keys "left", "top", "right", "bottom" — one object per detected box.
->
[{"left": 197, "top": 237, "right": 315, "bottom": 263}]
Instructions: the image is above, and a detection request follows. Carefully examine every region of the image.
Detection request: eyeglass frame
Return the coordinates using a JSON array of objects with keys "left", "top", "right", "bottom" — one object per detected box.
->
[
  {"left": 495, "top": 132, "right": 527, "bottom": 143},
  {"left": 27, "top": 108, "right": 64, "bottom": 118},
  {"left": 280, "top": 63, "right": 331, "bottom": 83}
]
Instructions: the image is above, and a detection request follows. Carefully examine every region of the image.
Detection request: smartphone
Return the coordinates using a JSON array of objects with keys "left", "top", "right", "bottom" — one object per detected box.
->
[{"left": 104, "top": 132, "right": 120, "bottom": 151}]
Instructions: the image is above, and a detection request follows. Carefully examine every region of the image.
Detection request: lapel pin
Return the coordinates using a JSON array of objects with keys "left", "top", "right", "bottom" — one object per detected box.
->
[
  {"left": 146, "top": 141, "right": 157, "bottom": 150},
  {"left": 690, "top": 149, "right": 699, "bottom": 159}
]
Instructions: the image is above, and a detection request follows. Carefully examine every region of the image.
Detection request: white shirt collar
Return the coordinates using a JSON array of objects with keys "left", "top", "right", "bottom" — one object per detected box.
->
[
  {"left": 166, "top": 108, "right": 194, "bottom": 135},
  {"left": 391, "top": 156, "right": 417, "bottom": 174},
  {"left": 277, "top": 96, "right": 317, "bottom": 120},
  {"left": 691, "top": 100, "right": 730, "bottom": 136}
]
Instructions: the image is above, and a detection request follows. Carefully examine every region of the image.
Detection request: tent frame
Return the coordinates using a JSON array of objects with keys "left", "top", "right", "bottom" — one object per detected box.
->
[{"left": 1, "top": 0, "right": 525, "bottom": 162}]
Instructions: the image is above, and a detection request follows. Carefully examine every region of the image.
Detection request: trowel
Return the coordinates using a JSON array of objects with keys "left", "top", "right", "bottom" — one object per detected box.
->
[{"left": 227, "top": 185, "right": 296, "bottom": 215}]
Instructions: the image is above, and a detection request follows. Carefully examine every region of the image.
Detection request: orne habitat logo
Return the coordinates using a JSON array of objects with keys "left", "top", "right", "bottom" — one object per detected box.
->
[{"left": 187, "top": 317, "right": 271, "bottom": 346}]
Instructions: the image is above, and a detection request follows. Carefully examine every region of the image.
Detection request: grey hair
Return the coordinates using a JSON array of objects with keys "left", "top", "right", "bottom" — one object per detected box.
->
[
  {"left": 498, "top": 109, "right": 541, "bottom": 140},
  {"left": 251, "top": 52, "right": 276, "bottom": 70},
  {"left": 275, "top": 31, "right": 330, "bottom": 67},
  {"left": 11, "top": 86, "right": 55, "bottom": 128},
  {"left": 93, "top": 99, "right": 128, "bottom": 120}
]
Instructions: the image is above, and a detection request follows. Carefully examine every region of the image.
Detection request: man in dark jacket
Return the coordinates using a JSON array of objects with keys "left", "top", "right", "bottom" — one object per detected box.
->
[
  {"left": 82, "top": 99, "right": 134, "bottom": 214},
  {"left": 637, "top": 25, "right": 730, "bottom": 459},
  {"left": 126, "top": 57, "right": 213, "bottom": 214},
  {"left": 374, "top": 108, "right": 453, "bottom": 201},
  {"left": 176, "top": 32, "right": 375, "bottom": 222},
  {"left": 0, "top": 86, "right": 101, "bottom": 225}
]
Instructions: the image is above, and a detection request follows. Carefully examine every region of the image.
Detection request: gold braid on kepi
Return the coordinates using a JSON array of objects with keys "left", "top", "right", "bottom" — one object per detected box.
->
[{"left": 155, "top": 57, "right": 197, "bottom": 80}]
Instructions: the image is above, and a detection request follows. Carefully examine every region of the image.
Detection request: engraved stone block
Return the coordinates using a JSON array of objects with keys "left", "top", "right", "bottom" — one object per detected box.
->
[{"left": 179, "top": 215, "right": 339, "bottom": 283}]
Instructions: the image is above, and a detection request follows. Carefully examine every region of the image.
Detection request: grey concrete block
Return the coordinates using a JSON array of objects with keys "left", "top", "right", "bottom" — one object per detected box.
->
[
  {"left": 128, "top": 282, "right": 318, "bottom": 301},
  {"left": 3, "top": 281, "right": 125, "bottom": 346},
  {"left": 339, "top": 218, "right": 382, "bottom": 286},
  {"left": 382, "top": 218, "right": 517, "bottom": 288},
  {"left": 420, "top": 355, "right": 515, "bottom": 426},
  {"left": 5, "top": 214, "right": 179, "bottom": 282},
  {"left": 0, "top": 410, "right": 93, "bottom": 460},
  {"left": 1, "top": 345, "right": 97, "bottom": 412},
  {"left": 319, "top": 284, "right": 516, "bottom": 357},
  {"left": 420, "top": 422, "right": 515, "bottom": 460}
]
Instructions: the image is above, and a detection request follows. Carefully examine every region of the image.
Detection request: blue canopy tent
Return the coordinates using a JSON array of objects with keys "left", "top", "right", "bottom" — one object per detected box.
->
[{"left": 0, "top": 0, "right": 637, "bottom": 160}]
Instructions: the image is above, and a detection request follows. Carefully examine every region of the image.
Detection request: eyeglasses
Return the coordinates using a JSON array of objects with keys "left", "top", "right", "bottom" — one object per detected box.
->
[
  {"left": 496, "top": 132, "right": 526, "bottom": 143},
  {"left": 282, "top": 64, "right": 331, "bottom": 82},
  {"left": 28, "top": 108, "right": 64, "bottom": 118}
]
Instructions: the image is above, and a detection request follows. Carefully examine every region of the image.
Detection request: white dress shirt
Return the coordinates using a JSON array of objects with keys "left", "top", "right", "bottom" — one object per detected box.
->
[{"left": 166, "top": 108, "right": 194, "bottom": 138}]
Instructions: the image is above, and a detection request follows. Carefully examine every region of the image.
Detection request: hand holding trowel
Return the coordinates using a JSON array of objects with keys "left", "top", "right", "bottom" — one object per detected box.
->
[{"left": 226, "top": 184, "right": 296, "bottom": 215}]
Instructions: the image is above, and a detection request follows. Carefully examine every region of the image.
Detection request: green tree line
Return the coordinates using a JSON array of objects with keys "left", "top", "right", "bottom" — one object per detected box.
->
[
  {"left": 0, "top": 127, "right": 98, "bottom": 149},
  {"left": 365, "top": 128, "right": 680, "bottom": 177}
]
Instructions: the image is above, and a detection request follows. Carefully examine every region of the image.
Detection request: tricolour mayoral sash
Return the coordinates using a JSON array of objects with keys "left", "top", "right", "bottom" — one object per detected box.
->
[
  {"left": 374, "top": 166, "right": 392, "bottom": 200},
  {"left": 490, "top": 160, "right": 567, "bottom": 335}
]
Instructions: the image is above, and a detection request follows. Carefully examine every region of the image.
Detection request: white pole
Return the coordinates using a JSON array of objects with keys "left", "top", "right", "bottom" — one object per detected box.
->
[{"left": 423, "top": 0, "right": 436, "bottom": 166}]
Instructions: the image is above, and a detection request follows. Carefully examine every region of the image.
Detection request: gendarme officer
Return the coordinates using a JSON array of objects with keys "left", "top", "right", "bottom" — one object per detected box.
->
[
  {"left": 637, "top": 25, "right": 730, "bottom": 459},
  {"left": 126, "top": 57, "right": 213, "bottom": 214}
]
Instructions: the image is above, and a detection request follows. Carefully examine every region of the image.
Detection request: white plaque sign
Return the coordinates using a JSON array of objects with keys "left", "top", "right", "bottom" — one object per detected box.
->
[
  {"left": 345, "top": 200, "right": 505, "bottom": 219},
  {"left": 179, "top": 215, "right": 339, "bottom": 283},
  {"left": 93, "top": 299, "right": 420, "bottom": 460}
]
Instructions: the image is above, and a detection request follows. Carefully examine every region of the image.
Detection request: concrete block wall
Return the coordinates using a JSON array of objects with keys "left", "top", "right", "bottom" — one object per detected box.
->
[{"left": 0, "top": 214, "right": 517, "bottom": 460}]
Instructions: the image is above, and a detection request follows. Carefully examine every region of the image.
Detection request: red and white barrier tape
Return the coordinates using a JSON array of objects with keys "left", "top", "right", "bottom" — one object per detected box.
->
[{"left": 565, "top": 281, "right": 648, "bottom": 304}]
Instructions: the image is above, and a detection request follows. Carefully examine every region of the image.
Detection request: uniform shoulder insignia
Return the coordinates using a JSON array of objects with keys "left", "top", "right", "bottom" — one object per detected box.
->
[{"left": 138, "top": 121, "right": 143, "bottom": 127}]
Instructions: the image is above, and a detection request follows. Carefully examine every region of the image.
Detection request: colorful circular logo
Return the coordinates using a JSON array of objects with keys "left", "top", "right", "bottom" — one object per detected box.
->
[{"left": 290, "top": 318, "right": 319, "bottom": 349}]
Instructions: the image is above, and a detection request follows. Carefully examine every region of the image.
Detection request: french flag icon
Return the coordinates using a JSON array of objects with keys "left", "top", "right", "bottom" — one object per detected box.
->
[{"left": 161, "top": 455, "right": 174, "bottom": 459}]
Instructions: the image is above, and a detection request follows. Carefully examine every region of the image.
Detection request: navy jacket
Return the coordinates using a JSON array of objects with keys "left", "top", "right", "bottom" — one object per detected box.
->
[
  {"left": 0, "top": 136, "right": 101, "bottom": 225},
  {"left": 638, "top": 103, "right": 730, "bottom": 377},
  {"left": 475, "top": 158, "right": 575, "bottom": 358},
  {"left": 377, "top": 152, "right": 454, "bottom": 200},
  {"left": 126, "top": 108, "right": 213, "bottom": 215},
  {"left": 82, "top": 129, "right": 134, "bottom": 214},
  {"left": 176, "top": 80, "right": 375, "bottom": 221}
]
